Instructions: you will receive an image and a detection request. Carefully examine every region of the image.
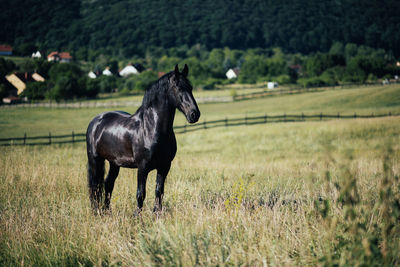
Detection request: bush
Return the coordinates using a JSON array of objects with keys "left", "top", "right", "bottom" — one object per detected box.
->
[
  {"left": 202, "top": 78, "right": 222, "bottom": 90},
  {"left": 97, "top": 75, "right": 118, "bottom": 93},
  {"left": 22, "top": 82, "right": 48, "bottom": 100},
  {"left": 297, "top": 77, "right": 327, "bottom": 88},
  {"left": 275, "top": 74, "right": 291, "bottom": 85},
  {"left": 121, "top": 70, "right": 158, "bottom": 93}
]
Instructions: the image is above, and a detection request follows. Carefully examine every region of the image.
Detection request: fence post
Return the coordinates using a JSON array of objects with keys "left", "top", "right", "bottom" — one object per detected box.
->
[
  {"left": 284, "top": 113, "right": 287, "bottom": 122},
  {"left": 264, "top": 113, "right": 267, "bottom": 123},
  {"left": 301, "top": 113, "right": 304, "bottom": 121},
  {"left": 24, "top": 133, "right": 26, "bottom": 145},
  {"left": 389, "top": 112, "right": 392, "bottom": 116},
  {"left": 225, "top": 117, "right": 228, "bottom": 127},
  {"left": 204, "top": 119, "right": 207, "bottom": 129},
  {"left": 320, "top": 112, "right": 323, "bottom": 120},
  {"left": 72, "top": 131, "right": 75, "bottom": 143},
  {"left": 245, "top": 114, "right": 248, "bottom": 125},
  {"left": 48, "top": 132, "right": 52, "bottom": 145},
  {"left": 354, "top": 113, "right": 357, "bottom": 118},
  {"left": 337, "top": 112, "right": 340, "bottom": 118}
]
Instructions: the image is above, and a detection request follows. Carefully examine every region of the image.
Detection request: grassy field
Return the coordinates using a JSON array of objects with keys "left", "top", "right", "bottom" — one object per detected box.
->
[
  {"left": 0, "top": 84, "right": 400, "bottom": 266},
  {"left": 0, "top": 84, "right": 399, "bottom": 138}
]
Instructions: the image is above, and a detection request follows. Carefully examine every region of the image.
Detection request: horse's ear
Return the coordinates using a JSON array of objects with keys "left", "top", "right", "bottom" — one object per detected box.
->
[
  {"left": 174, "top": 64, "right": 180, "bottom": 78},
  {"left": 182, "top": 64, "right": 189, "bottom": 77}
]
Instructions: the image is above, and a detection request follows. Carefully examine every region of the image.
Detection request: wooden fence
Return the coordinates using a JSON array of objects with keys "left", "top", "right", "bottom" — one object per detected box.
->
[
  {"left": 0, "top": 112, "right": 396, "bottom": 146},
  {"left": 2, "top": 81, "right": 397, "bottom": 109},
  {"left": 232, "top": 81, "right": 395, "bottom": 101}
]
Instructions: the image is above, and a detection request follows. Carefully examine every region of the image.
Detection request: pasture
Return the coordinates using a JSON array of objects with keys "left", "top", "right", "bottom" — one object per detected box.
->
[{"left": 0, "top": 84, "right": 399, "bottom": 266}]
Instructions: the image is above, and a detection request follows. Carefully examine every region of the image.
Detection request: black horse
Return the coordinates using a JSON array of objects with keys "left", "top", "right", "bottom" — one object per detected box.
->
[{"left": 86, "top": 64, "right": 200, "bottom": 214}]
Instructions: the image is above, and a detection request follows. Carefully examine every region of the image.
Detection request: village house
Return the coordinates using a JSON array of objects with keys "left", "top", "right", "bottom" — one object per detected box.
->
[
  {"left": 47, "top": 51, "right": 72, "bottom": 63},
  {"left": 102, "top": 67, "right": 113, "bottom": 76},
  {"left": 32, "top": 51, "right": 42, "bottom": 58},
  {"left": 226, "top": 68, "right": 240, "bottom": 79},
  {"left": 0, "top": 45, "right": 12, "bottom": 56},
  {"left": 5, "top": 72, "right": 45, "bottom": 95},
  {"left": 267, "top": 81, "right": 278, "bottom": 89},
  {"left": 119, "top": 64, "right": 139, "bottom": 77},
  {"left": 88, "top": 71, "right": 97, "bottom": 79}
]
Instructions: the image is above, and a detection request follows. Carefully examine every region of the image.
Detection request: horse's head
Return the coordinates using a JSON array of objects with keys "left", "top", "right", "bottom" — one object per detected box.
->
[{"left": 169, "top": 64, "right": 200, "bottom": 123}]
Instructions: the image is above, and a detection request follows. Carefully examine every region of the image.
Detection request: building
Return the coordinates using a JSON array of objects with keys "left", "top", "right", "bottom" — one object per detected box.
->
[
  {"left": 102, "top": 67, "right": 113, "bottom": 76},
  {"left": 5, "top": 72, "right": 45, "bottom": 95},
  {"left": 32, "top": 51, "right": 42, "bottom": 58},
  {"left": 47, "top": 51, "right": 72, "bottom": 63},
  {"left": 0, "top": 45, "right": 12, "bottom": 56},
  {"left": 119, "top": 64, "right": 139, "bottom": 77},
  {"left": 267, "top": 82, "right": 278, "bottom": 89},
  {"left": 226, "top": 68, "right": 240, "bottom": 79},
  {"left": 88, "top": 71, "right": 97, "bottom": 79}
]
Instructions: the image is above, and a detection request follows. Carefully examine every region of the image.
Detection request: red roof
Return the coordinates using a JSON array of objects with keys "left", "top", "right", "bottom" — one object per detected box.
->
[
  {"left": 0, "top": 45, "right": 12, "bottom": 52},
  {"left": 47, "top": 51, "right": 59, "bottom": 58},
  {"left": 59, "top": 52, "right": 72, "bottom": 59},
  {"left": 47, "top": 51, "right": 72, "bottom": 59}
]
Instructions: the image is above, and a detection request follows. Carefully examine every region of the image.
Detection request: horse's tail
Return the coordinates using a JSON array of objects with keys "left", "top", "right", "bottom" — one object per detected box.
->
[
  {"left": 86, "top": 119, "right": 105, "bottom": 213},
  {"left": 87, "top": 155, "right": 105, "bottom": 213}
]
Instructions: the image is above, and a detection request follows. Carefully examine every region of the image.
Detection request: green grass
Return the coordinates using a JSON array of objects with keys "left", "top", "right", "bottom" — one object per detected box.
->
[
  {"left": 0, "top": 84, "right": 399, "bottom": 138},
  {"left": 0, "top": 117, "right": 399, "bottom": 266}
]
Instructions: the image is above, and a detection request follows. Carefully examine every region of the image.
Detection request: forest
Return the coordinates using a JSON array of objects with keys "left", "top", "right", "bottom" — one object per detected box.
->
[
  {"left": 1, "top": 0, "right": 400, "bottom": 101},
  {"left": 2, "top": 0, "right": 400, "bottom": 58}
]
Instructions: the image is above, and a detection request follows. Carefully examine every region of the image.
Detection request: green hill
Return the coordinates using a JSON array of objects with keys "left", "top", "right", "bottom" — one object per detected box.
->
[{"left": 1, "top": 0, "right": 400, "bottom": 58}]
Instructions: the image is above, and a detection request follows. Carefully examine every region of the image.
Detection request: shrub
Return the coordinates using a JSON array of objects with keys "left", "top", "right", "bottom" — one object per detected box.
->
[{"left": 22, "top": 82, "right": 48, "bottom": 100}]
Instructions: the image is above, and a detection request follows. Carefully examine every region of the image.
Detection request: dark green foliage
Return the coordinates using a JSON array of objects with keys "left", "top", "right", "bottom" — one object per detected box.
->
[
  {"left": 1, "top": 0, "right": 400, "bottom": 57},
  {"left": 121, "top": 70, "right": 158, "bottom": 94},
  {"left": 22, "top": 82, "right": 48, "bottom": 100},
  {"left": 0, "top": 58, "right": 16, "bottom": 77},
  {"left": 97, "top": 76, "right": 118, "bottom": 94}
]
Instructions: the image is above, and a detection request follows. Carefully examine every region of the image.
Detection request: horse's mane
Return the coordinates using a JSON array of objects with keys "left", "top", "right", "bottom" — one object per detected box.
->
[{"left": 141, "top": 71, "right": 173, "bottom": 108}]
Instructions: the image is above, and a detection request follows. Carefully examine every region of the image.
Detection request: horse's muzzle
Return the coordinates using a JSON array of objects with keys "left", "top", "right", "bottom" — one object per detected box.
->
[{"left": 187, "top": 109, "right": 200, "bottom": 123}]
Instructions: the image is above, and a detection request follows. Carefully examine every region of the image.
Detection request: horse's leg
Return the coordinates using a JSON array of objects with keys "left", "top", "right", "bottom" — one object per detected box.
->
[
  {"left": 87, "top": 156, "right": 105, "bottom": 214},
  {"left": 134, "top": 166, "right": 149, "bottom": 215},
  {"left": 153, "top": 164, "right": 171, "bottom": 213},
  {"left": 104, "top": 162, "right": 120, "bottom": 211}
]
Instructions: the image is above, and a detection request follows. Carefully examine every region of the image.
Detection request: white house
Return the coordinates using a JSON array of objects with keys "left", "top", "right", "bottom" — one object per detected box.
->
[
  {"left": 226, "top": 68, "right": 240, "bottom": 79},
  {"left": 32, "top": 51, "right": 42, "bottom": 58},
  {"left": 102, "top": 67, "right": 113, "bottom": 76},
  {"left": 119, "top": 64, "right": 139, "bottom": 77},
  {"left": 267, "top": 82, "right": 278, "bottom": 89},
  {"left": 88, "top": 71, "right": 97, "bottom": 79}
]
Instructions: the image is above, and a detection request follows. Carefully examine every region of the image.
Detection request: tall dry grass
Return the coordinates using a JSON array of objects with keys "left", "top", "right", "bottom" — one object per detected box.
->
[{"left": 0, "top": 117, "right": 399, "bottom": 266}]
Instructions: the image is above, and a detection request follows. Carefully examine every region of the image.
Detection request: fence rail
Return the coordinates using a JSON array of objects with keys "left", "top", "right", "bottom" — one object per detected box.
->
[
  {"left": 2, "top": 82, "right": 398, "bottom": 109},
  {"left": 0, "top": 112, "right": 397, "bottom": 146},
  {"left": 232, "top": 81, "right": 398, "bottom": 101}
]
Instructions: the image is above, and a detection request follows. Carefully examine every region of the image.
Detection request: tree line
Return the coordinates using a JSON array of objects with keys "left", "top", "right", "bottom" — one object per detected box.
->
[
  {"left": 1, "top": 0, "right": 400, "bottom": 58},
  {"left": 1, "top": 42, "right": 399, "bottom": 101}
]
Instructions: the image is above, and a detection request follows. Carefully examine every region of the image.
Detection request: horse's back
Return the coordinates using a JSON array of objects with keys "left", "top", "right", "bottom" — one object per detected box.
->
[{"left": 86, "top": 111, "right": 141, "bottom": 167}]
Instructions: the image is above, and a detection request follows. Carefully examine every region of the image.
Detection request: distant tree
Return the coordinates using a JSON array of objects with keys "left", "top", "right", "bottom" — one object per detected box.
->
[
  {"left": 46, "top": 76, "right": 80, "bottom": 101},
  {"left": 22, "top": 82, "right": 48, "bottom": 100},
  {"left": 0, "top": 58, "right": 16, "bottom": 76}
]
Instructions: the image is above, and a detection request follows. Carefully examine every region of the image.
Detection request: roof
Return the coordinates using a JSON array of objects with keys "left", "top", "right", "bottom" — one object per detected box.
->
[
  {"left": 48, "top": 51, "right": 72, "bottom": 59},
  {"left": 0, "top": 45, "right": 12, "bottom": 52},
  {"left": 32, "top": 73, "right": 45, "bottom": 82},
  {"left": 59, "top": 52, "right": 72, "bottom": 59},
  {"left": 6, "top": 74, "right": 26, "bottom": 95},
  {"left": 48, "top": 51, "right": 59, "bottom": 58}
]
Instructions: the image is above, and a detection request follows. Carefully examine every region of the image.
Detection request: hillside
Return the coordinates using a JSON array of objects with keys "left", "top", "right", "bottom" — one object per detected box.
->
[{"left": 1, "top": 0, "right": 400, "bottom": 58}]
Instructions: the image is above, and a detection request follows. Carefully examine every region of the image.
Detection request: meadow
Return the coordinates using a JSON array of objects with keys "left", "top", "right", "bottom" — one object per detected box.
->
[{"left": 0, "top": 84, "right": 399, "bottom": 266}]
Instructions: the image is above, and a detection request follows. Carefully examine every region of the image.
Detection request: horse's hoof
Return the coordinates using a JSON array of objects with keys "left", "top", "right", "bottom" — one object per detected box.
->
[{"left": 133, "top": 209, "right": 142, "bottom": 217}]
